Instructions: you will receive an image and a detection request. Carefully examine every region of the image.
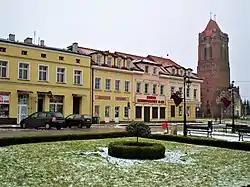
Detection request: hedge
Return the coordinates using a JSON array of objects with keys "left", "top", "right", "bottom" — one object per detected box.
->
[
  {"left": 148, "top": 134, "right": 250, "bottom": 151},
  {"left": 0, "top": 132, "right": 131, "bottom": 147},
  {"left": 108, "top": 141, "right": 165, "bottom": 159}
]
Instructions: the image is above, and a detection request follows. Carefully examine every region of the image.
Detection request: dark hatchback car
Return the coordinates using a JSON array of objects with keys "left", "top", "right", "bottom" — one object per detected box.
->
[
  {"left": 64, "top": 114, "right": 92, "bottom": 128},
  {"left": 20, "top": 111, "right": 65, "bottom": 130}
]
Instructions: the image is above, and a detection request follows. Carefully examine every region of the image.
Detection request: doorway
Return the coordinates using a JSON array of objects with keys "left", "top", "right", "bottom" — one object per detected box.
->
[
  {"left": 73, "top": 97, "right": 81, "bottom": 114},
  {"left": 144, "top": 106, "right": 150, "bottom": 122},
  {"left": 37, "top": 98, "right": 44, "bottom": 112},
  {"left": 18, "top": 95, "right": 29, "bottom": 124}
]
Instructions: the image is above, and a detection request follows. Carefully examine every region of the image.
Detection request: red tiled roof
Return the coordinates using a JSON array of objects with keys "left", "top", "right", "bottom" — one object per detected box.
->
[
  {"left": 115, "top": 51, "right": 144, "bottom": 60},
  {"left": 78, "top": 47, "right": 97, "bottom": 55},
  {"left": 204, "top": 19, "right": 221, "bottom": 32},
  {"left": 146, "top": 55, "right": 181, "bottom": 68}
]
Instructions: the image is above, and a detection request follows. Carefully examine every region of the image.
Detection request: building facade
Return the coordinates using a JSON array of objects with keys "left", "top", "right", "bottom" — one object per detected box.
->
[
  {"left": 197, "top": 19, "right": 231, "bottom": 118},
  {"left": 0, "top": 35, "right": 91, "bottom": 124}
]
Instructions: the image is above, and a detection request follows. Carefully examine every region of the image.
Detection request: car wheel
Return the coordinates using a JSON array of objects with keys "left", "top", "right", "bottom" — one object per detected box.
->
[
  {"left": 56, "top": 125, "right": 61, "bottom": 130},
  {"left": 45, "top": 123, "right": 51, "bottom": 130},
  {"left": 78, "top": 123, "right": 83, "bottom": 128},
  {"left": 86, "top": 124, "right": 91, "bottom": 128}
]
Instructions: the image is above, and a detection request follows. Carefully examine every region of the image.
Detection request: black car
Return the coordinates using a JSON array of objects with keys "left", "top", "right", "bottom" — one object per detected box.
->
[
  {"left": 20, "top": 112, "right": 65, "bottom": 130},
  {"left": 64, "top": 114, "right": 92, "bottom": 128}
]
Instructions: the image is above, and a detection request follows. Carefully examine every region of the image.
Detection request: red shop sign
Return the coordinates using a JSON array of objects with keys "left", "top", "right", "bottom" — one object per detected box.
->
[{"left": 137, "top": 99, "right": 165, "bottom": 104}]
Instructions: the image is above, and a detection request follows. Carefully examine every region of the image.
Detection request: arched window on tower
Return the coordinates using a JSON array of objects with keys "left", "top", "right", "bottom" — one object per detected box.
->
[
  {"left": 209, "top": 46, "right": 212, "bottom": 59},
  {"left": 204, "top": 48, "right": 207, "bottom": 60}
]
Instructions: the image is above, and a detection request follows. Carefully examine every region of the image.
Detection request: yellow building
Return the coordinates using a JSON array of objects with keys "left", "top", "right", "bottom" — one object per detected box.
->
[
  {"left": 72, "top": 45, "right": 143, "bottom": 123},
  {"left": 0, "top": 34, "right": 91, "bottom": 124}
]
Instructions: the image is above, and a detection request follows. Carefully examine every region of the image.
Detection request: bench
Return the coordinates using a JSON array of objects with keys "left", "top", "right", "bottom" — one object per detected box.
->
[
  {"left": 223, "top": 124, "right": 248, "bottom": 133},
  {"left": 238, "top": 126, "right": 250, "bottom": 141},
  {"left": 187, "top": 122, "right": 213, "bottom": 137}
]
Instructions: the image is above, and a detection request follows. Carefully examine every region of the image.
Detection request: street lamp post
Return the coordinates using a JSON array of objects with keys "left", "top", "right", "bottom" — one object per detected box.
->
[
  {"left": 231, "top": 80, "right": 235, "bottom": 133},
  {"left": 183, "top": 71, "right": 192, "bottom": 136}
]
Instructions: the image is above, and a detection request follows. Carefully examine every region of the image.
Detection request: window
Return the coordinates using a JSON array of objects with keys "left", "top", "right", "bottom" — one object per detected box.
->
[
  {"left": 0, "top": 47, "right": 6, "bottom": 52},
  {"left": 144, "top": 83, "right": 149, "bottom": 94},
  {"left": 38, "top": 65, "right": 48, "bottom": 81},
  {"left": 179, "top": 106, "right": 182, "bottom": 116},
  {"left": 204, "top": 47, "right": 207, "bottom": 60},
  {"left": 76, "top": 59, "right": 80, "bottom": 63},
  {"left": 49, "top": 96, "right": 63, "bottom": 113},
  {"left": 152, "top": 107, "right": 158, "bottom": 119},
  {"left": 94, "top": 105, "right": 100, "bottom": 117},
  {"left": 107, "top": 57, "right": 112, "bottom": 66},
  {"left": 18, "top": 62, "right": 29, "bottom": 80},
  {"left": 172, "top": 68, "right": 175, "bottom": 75},
  {"left": 124, "top": 106, "right": 129, "bottom": 118},
  {"left": 194, "top": 89, "right": 197, "bottom": 99},
  {"left": 21, "top": 50, "right": 27, "bottom": 55},
  {"left": 115, "top": 106, "right": 120, "bottom": 118},
  {"left": 115, "top": 80, "right": 120, "bottom": 91},
  {"left": 171, "top": 105, "right": 175, "bottom": 117},
  {"left": 41, "top": 53, "right": 47, "bottom": 58},
  {"left": 145, "top": 66, "right": 149, "bottom": 73},
  {"left": 153, "top": 67, "right": 157, "bottom": 75},
  {"left": 187, "top": 88, "right": 190, "bottom": 98},
  {"left": 171, "top": 86, "right": 175, "bottom": 94},
  {"left": 126, "top": 59, "right": 131, "bottom": 69},
  {"left": 95, "top": 77, "right": 101, "bottom": 89},
  {"left": 59, "top": 56, "right": 64, "bottom": 61},
  {"left": 73, "top": 70, "right": 82, "bottom": 85},
  {"left": 152, "top": 84, "right": 157, "bottom": 94},
  {"left": 0, "top": 60, "right": 8, "bottom": 78},
  {"left": 179, "top": 87, "right": 183, "bottom": 97},
  {"left": 180, "top": 70, "right": 183, "bottom": 76},
  {"left": 160, "top": 107, "right": 166, "bottom": 119},
  {"left": 160, "top": 85, "right": 164, "bottom": 95},
  {"left": 97, "top": 55, "right": 102, "bottom": 65},
  {"left": 125, "top": 81, "right": 130, "bottom": 92},
  {"left": 105, "top": 106, "right": 110, "bottom": 117},
  {"left": 209, "top": 46, "right": 212, "bottom": 59},
  {"left": 56, "top": 67, "right": 66, "bottom": 83},
  {"left": 136, "top": 82, "right": 141, "bottom": 93},
  {"left": 187, "top": 106, "right": 191, "bottom": 117},
  {"left": 117, "top": 59, "right": 122, "bottom": 68},
  {"left": 105, "top": 79, "right": 111, "bottom": 90},
  {"left": 135, "top": 106, "right": 142, "bottom": 118}
]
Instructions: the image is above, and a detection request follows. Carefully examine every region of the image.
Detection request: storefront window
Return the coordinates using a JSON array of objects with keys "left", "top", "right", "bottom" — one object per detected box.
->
[
  {"left": 105, "top": 106, "right": 110, "bottom": 118},
  {"left": 135, "top": 106, "right": 142, "bottom": 118},
  {"left": 0, "top": 93, "right": 10, "bottom": 118},
  {"left": 152, "top": 107, "right": 158, "bottom": 119},
  {"left": 49, "top": 96, "right": 64, "bottom": 113}
]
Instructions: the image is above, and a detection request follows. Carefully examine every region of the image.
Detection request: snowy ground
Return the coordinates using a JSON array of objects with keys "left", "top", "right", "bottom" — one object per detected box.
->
[{"left": 0, "top": 138, "right": 249, "bottom": 187}]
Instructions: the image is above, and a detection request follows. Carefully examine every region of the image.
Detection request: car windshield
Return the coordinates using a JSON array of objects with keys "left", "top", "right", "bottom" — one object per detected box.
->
[
  {"left": 83, "top": 115, "right": 91, "bottom": 118},
  {"left": 54, "top": 112, "right": 64, "bottom": 118}
]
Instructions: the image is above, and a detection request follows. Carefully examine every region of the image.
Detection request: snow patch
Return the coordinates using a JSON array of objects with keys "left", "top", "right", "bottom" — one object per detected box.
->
[{"left": 78, "top": 147, "right": 193, "bottom": 167}]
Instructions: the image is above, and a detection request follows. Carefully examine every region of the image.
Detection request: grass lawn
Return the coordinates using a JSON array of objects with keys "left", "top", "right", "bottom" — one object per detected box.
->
[{"left": 0, "top": 138, "right": 249, "bottom": 187}]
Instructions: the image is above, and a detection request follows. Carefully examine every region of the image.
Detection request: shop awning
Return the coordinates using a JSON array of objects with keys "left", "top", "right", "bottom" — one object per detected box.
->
[
  {"left": 72, "top": 94, "right": 86, "bottom": 97},
  {"left": 17, "top": 90, "right": 33, "bottom": 94}
]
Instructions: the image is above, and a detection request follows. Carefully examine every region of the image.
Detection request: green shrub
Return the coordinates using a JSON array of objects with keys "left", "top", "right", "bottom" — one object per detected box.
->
[
  {"left": 126, "top": 122, "right": 151, "bottom": 143},
  {"left": 108, "top": 141, "right": 165, "bottom": 159},
  {"left": 0, "top": 132, "right": 131, "bottom": 147},
  {"left": 148, "top": 134, "right": 250, "bottom": 151}
]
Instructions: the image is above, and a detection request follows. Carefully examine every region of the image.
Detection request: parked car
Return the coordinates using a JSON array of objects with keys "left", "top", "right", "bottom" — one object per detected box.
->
[
  {"left": 20, "top": 112, "right": 65, "bottom": 130},
  {"left": 64, "top": 114, "right": 92, "bottom": 128}
]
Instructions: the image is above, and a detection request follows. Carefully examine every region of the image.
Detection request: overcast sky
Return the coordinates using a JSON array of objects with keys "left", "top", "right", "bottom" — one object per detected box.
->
[{"left": 1, "top": 0, "right": 249, "bottom": 99}]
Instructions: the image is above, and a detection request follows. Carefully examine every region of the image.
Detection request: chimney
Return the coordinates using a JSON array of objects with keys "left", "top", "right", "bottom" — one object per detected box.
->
[
  {"left": 24, "top": 37, "right": 33, "bottom": 44},
  {"left": 72, "top": 42, "right": 78, "bottom": 52},
  {"left": 40, "top": 40, "right": 45, "bottom": 46},
  {"left": 8, "top": 34, "right": 15, "bottom": 41}
]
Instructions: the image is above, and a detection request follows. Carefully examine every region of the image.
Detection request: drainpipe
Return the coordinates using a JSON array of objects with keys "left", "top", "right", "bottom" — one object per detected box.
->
[{"left": 91, "top": 64, "right": 94, "bottom": 117}]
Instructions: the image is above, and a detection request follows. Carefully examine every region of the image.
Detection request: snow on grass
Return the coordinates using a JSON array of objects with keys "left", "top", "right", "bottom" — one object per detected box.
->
[{"left": 0, "top": 138, "right": 249, "bottom": 187}]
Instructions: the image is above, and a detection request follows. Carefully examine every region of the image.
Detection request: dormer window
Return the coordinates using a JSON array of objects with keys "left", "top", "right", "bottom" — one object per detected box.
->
[
  {"left": 153, "top": 67, "right": 157, "bottom": 75},
  {"left": 107, "top": 57, "right": 112, "bottom": 66},
  {"left": 145, "top": 66, "right": 149, "bottom": 73},
  {"left": 187, "top": 71, "right": 191, "bottom": 77},
  {"left": 97, "top": 55, "right": 102, "bottom": 65},
  {"left": 126, "top": 59, "right": 131, "bottom": 69},
  {"left": 179, "top": 70, "right": 183, "bottom": 76},
  {"left": 172, "top": 68, "right": 176, "bottom": 75},
  {"left": 117, "top": 58, "right": 122, "bottom": 68}
]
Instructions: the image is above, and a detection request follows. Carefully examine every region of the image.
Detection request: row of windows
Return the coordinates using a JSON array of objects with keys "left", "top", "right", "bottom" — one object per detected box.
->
[
  {"left": 0, "top": 60, "right": 83, "bottom": 85},
  {"left": 136, "top": 82, "right": 165, "bottom": 95},
  {"left": 135, "top": 106, "right": 166, "bottom": 119},
  {"left": 94, "top": 105, "right": 129, "bottom": 118},
  {"left": 0, "top": 47, "right": 81, "bottom": 63},
  {"left": 95, "top": 78, "right": 130, "bottom": 92},
  {"left": 170, "top": 105, "right": 191, "bottom": 118},
  {"left": 170, "top": 86, "right": 197, "bottom": 99},
  {"left": 96, "top": 55, "right": 131, "bottom": 69}
]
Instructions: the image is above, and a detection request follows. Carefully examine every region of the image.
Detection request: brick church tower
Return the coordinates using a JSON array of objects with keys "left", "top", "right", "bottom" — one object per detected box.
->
[{"left": 197, "top": 18, "right": 230, "bottom": 117}]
